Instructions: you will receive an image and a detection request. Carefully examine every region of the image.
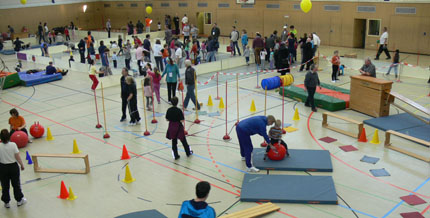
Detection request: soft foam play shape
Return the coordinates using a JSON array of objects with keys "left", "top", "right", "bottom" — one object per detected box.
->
[
  {"left": 0, "top": 72, "right": 22, "bottom": 89},
  {"left": 19, "top": 70, "right": 62, "bottom": 86}
]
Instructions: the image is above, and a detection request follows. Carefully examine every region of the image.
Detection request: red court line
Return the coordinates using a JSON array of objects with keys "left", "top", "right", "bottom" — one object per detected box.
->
[
  {"left": 306, "top": 111, "right": 430, "bottom": 199},
  {"left": 2, "top": 100, "right": 238, "bottom": 197},
  {"left": 421, "top": 204, "right": 430, "bottom": 215}
]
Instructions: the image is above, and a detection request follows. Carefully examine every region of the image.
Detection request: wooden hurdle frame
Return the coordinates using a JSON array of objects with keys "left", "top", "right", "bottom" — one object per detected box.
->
[
  {"left": 322, "top": 112, "right": 363, "bottom": 138},
  {"left": 384, "top": 130, "right": 430, "bottom": 162},
  {"left": 32, "top": 153, "right": 90, "bottom": 174},
  {"left": 219, "top": 202, "right": 280, "bottom": 218}
]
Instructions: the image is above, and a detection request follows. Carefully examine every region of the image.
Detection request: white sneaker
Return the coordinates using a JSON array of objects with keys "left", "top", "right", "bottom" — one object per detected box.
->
[
  {"left": 4, "top": 203, "right": 10, "bottom": 208},
  {"left": 247, "top": 167, "right": 260, "bottom": 172},
  {"left": 17, "top": 198, "right": 27, "bottom": 206},
  {"left": 241, "top": 157, "right": 246, "bottom": 161},
  {"left": 136, "top": 121, "right": 141, "bottom": 125},
  {"left": 331, "top": 80, "right": 336, "bottom": 83}
]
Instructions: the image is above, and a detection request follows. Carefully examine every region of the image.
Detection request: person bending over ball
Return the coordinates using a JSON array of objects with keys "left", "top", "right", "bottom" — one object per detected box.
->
[
  {"left": 264, "top": 120, "right": 289, "bottom": 160},
  {"left": 179, "top": 181, "right": 216, "bottom": 218}
]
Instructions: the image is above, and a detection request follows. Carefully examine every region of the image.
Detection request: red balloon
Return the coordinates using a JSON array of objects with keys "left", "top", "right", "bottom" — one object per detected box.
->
[
  {"left": 11, "top": 131, "right": 29, "bottom": 148},
  {"left": 267, "top": 142, "right": 287, "bottom": 161},
  {"left": 30, "top": 122, "right": 45, "bottom": 138}
]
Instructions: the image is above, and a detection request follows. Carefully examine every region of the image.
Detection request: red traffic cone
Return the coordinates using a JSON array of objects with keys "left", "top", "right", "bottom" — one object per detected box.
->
[
  {"left": 358, "top": 127, "right": 368, "bottom": 142},
  {"left": 57, "top": 181, "right": 69, "bottom": 199},
  {"left": 121, "top": 145, "right": 131, "bottom": 160},
  {"left": 261, "top": 141, "right": 268, "bottom": 147}
]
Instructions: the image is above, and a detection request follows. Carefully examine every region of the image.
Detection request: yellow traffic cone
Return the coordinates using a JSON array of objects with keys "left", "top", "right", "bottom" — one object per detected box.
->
[
  {"left": 207, "top": 95, "right": 213, "bottom": 106},
  {"left": 72, "top": 139, "right": 82, "bottom": 154},
  {"left": 218, "top": 97, "right": 225, "bottom": 109},
  {"left": 69, "top": 51, "right": 73, "bottom": 56},
  {"left": 293, "top": 108, "right": 300, "bottom": 121},
  {"left": 250, "top": 100, "right": 256, "bottom": 112},
  {"left": 46, "top": 127, "right": 54, "bottom": 141},
  {"left": 67, "top": 187, "right": 77, "bottom": 201},
  {"left": 122, "top": 165, "right": 136, "bottom": 183},
  {"left": 370, "top": 129, "right": 380, "bottom": 144}
]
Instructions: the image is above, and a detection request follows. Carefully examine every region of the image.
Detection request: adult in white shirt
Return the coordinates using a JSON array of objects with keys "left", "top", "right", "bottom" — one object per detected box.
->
[
  {"left": 312, "top": 32, "right": 321, "bottom": 56},
  {"left": 183, "top": 24, "right": 190, "bottom": 44},
  {"left": 0, "top": 129, "right": 26, "bottom": 208},
  {"left": 181, "top": 14, "right": 188, "bottom": 33},
  {"left": 106, "top": 19, "right": 112, "bottom": 38},
  {"left": 230, "top": 26, "right": 241, "bottom": 56},
  {"left": 153, "top": 39, "right": 164, "bottom": 71},
  {"left": 375, "top": 27, "right": 391, "bottom": 60},
  {"left": 135, "top": 45, "right": 145, "bottom": 76},
  {"left": 175, "top": 45, "right": 184, "bottom": 68}
]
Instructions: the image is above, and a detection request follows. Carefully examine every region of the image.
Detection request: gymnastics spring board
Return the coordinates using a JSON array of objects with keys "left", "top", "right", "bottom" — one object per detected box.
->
[
  {"left": 115, "top": 209, "right": 167, "bottom": 218},
  {"left": 253, "top": 148, "right": 333, "bottom": 172},
  {"left": 240, "top": 174, "right": 338, "bottom": 204}
]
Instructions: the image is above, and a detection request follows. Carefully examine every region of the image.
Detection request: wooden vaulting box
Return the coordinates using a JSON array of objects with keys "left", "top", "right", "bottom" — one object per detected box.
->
[{"left": 349, "top": 75, "right": 393, "bottom": 117}]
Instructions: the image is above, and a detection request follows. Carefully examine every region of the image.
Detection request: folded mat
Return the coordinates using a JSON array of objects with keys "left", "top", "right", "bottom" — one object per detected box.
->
[
  {"left": 0, "top": 72, "right": 22, "bottom": 89},
  {"left": 19, "top": 70, "right": 62, "bottom": 86}
]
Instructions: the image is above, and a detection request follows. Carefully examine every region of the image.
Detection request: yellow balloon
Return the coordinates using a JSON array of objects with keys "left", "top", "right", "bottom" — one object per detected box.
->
[
  {"left": 20, "top": 0, "right": 27, "bottom": 5},
  {"left": 300, "top": 0, "right": 312, "bottom": 13},
  {"left": 146, "top": 6, "right": 152, "bottom": 14}
]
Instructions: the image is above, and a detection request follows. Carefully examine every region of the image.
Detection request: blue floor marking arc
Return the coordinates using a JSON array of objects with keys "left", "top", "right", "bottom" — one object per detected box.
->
[
  {"left": 114, "top": 126, "right": 248, "bottom": 174},
  {"left": 338, "top": 204, "right": 378, "bottom": 218},
  {"left": 381, "top": 177, "right": 430, "bottom": 218}
]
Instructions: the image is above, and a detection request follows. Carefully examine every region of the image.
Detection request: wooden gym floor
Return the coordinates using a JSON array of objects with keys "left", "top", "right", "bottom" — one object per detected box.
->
[{"left": 0, "top": 40, "right": 430, "bottom": 218}]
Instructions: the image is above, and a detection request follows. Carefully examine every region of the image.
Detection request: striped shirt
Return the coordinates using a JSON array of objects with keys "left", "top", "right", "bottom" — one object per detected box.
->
[{"left": 269, "top": 126, "right": 283, "bottom": 140}]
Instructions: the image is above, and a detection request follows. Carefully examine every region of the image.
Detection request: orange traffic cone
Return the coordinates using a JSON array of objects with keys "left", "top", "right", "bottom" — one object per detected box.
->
[
  {"left": 57, "top": 181, "right": 69, "bottom": 199},
  {"left": 358, "top": 127, "right": 368, "bottom": 142},
  {"left": 121, "top": 145, "right": 131, "bottom": 160}
]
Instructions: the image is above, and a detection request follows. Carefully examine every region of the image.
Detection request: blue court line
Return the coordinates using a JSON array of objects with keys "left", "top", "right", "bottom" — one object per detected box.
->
[
  {"left": 338, "top": 204, "right": 378, "bottom": 218},
  {"left": 381, "top": 177, "right": 430, "bottom": 218},
  {"left": 114, "top": 126, "right": 248, "bottom": 174},
  {"left": 7, "top": 90, "right": 42, "bottom": 102}
]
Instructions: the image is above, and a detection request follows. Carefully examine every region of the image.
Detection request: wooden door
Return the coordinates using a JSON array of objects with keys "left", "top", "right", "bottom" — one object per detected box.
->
[
  {"left": 329, "top": 16, "right": 342, "bottom": 47},
  {"left": 353, "top": 19, "right": 366, "bottom": 48}
]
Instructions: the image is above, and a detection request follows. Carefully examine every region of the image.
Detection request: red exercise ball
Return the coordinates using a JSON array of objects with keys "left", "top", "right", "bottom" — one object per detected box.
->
[
  {"left": 268, "top": 143, "right": 287, "bottom": 161},
  {"left": 10, "top": 131, "right": 29, "bottom": 148},
  {"left": 30, "top": 122, "right": 45, "bottom": 138}
]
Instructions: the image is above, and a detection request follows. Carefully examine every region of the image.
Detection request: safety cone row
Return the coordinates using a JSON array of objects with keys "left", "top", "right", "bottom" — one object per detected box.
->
[
  {"left": 72, "top": 139, "right": 82, "bottom": 154},
  {"left": 370, "top": 129, "right": 380, "bottom": 144},
  {"left": 46, "top": 127, "right": 54, "bottom": 141},
  {"left": 250, "top": 100, "right": 256, "bottom": 112},
  {"left": 26, "top": 151, "right": 33, "bottom": 165},
  {"left": 122, "top": 165, "right": 136, "bottom": 183},
  {"left": 358, "top": 127, "right": 368, "bottom": 143},
  {"left": 207, "top": 95, "right": 214, "bottom": 107},
  {"left": 121, "top": 145, "right": 131, "bottom": 160},
  {"left": 293, "top": 108, "right": 300, "bottom": 121},
  {"left": 218, "top": 97, "right": 225, "bottom": 109}
]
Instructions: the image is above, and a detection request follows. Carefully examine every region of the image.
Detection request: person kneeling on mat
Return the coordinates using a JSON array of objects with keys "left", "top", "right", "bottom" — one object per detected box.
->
[
  {"left": 236, "top": 115, "right": 275, "bottom": 172},
  {"left": 179, "top": 181, "right": 216, "bottom": 218},
  {"left": 264, "top": 119, "right": 289, "bottom": 160},
  {"left": 45, "top": 62, "right": 68, "bottom": 76}
]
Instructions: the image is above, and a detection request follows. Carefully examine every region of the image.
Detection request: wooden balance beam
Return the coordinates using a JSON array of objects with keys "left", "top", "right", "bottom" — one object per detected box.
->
[
  {"left": 388, "top": 92, "right": 430, "bottom": 124},
  {"left": 385, "top": 130, "right": 430, "bottom": 162},
  {"left": 322, "top": 112, "right": 363, "bottom": 138},
  {"left": 219, "top": 202, "right": 280, "bottom": 218},
  {"left": 32, "top": 153, "right": 90, "bottom": 174}
]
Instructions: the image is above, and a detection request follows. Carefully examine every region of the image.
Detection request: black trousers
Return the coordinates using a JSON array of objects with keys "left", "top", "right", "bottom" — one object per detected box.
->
[
  {"left": 128, "top": 99, "right": 140, "bottom": 123},
  {"left": 305, "top": 86, "right": 317, "bottom": 109},
  {"left": 266, "top": 138, "right": 289, "bottom": 155},
  {"left": 376, "top": 44, "right": 391, "bottom": 59},
  {"left": 79, "top": 50, "right": 85, "bottom": 63},
  {"left": 0, "top": 163, "right": 24, "bottom": 204},
  {"left": 113, "top": 60, "right": 117, "bottom": 68},
  {"left": 10, "top": 128, "right": 28, "bottom": 136},
  {"left": 155, "top": 56, "right": 164, "bottom": 72},
  {"left": 107, "top": 28, "right": 111, "bottom": 38},
  {"left": 167, "top": 82, "right": 177, "bottom": 102},
  {"left": 232, "top": 41, "right": 241, "bottom": 56},
  {"left": 137, "top": 60, "right": 144, "bottom": 76},
  {"left": 172, "top": 137, "right": 191, "bottom": 158},
  {"left": 300, "top": 59, "right": 313, "bottom": 71},
  {"left": 125, "top": 58, "right": 131, "bottom": 70},
  {"left": 332, "top": 65, "right": 339, "bottom": 81},
  {"left": 121, "top": 96, "right": 128, "bottom": 119},
  {"left": 65, "top": 35, "right": 70, "bottom": 41}
]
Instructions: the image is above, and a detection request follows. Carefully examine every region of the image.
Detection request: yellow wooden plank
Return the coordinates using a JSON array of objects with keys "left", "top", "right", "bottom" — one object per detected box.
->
[
  {"left": 388, "top": 146, "right": 430, "bottom": 162},
  {"left": 32, "top": 153, "right": 87, "bottom": 158},
  {"left": 220, "top": 203, "right": 280, "bottom": 218},
  {"left": 387, "top": 130, "right": 430, "bottom": 147}
]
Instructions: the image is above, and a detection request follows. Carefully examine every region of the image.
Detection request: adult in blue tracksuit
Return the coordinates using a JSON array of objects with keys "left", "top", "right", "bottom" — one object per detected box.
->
[
  {"left": 179, "top": 181, "right": 216, "bottom": 218},
  {"left": 236, "top": 115, "right": 275, "bottom": 172}
]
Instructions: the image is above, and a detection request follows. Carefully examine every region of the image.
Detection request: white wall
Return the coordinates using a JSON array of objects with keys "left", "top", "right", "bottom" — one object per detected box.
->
[{"left": 0, "top": 0, "right": 97, "bottom": 9}]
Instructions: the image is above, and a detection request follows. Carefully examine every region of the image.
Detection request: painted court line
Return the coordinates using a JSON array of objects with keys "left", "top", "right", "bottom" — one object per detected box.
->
[{"left": 307, "top": 112, "right": 430, "bottom": 199}]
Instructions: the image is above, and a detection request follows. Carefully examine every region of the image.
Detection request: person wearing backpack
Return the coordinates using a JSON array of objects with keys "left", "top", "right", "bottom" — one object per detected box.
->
[{"left": 230, "top": 26, "right": 241, "bottom": 56}]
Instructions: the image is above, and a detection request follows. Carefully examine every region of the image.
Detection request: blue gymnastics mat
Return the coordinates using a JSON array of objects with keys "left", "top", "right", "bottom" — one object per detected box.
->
[
  {"left": 253, "top": 148, "right": 333, "bottom": 172},
  {"left": 240, "top": 174, "right": 338, "bottom": 204},
  {"left": 364, "top": 113, "right": 430, "bottom": 143},
  {"left": 19, "top": 71, "right": 62, "bottom": 86},
  {"left": 115, "top": 210, "right": 167, "bottom": 218}
]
